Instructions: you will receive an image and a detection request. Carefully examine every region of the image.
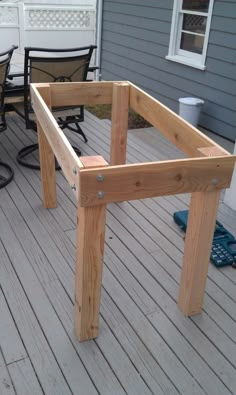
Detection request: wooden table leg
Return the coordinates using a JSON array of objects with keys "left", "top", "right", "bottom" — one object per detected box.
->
[
  {"left": 74, "top": 203, "right": 107, "bottom": 341},
  {"left": 178, "top": 190, "right": 220, "bottom": 316},
  {"left": 37, "top": 85, "right": 57, "bottom": 209},
  {"left": 74, "top": 156, "right": 108, "bottom": 341},
  {"left": 110, "top": 82, "right": 129, "bottom": 165},
  {"left": 38, "top": 121, "right": 57, "bottom": 209}
]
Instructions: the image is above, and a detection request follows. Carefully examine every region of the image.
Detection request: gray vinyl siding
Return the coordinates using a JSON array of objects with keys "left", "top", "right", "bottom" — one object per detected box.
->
[{"left": 100, "top": 0, "right": 236, "bottom": 140}]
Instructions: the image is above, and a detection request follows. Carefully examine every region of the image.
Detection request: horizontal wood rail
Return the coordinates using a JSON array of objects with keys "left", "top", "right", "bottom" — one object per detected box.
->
[
  {"left": 31, "top": 84, "right": 83, "bottom": 200},
  {"left": 49, "top": 81, "right": 116, "bottom": 107},
  {"left": 129, "top": 83, "right": 230, "bottom": 158},
  {"left": 33, "top": 81, "right": 236, "bottom": 341},
  {"left": 79, "top": 156, "right": 235, "bottom": 207}
]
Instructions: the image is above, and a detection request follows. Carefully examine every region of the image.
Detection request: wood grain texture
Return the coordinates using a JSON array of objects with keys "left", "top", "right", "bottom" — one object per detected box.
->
[
  {"left": 49, "top": 81, "right": 115, "bottom": 107},
  {"left": 75, "top": 204, "right": 107, "bottom": 341},
  {"left": 178, "top": 190, "right": 221, "bottom": 315},
  {"left": 197, "top": 146, "right": 230, "bottom": 157},
  {"left": 129, "top": 83, "right": 231, "bottom": 157},
  {"left": 80, "top": 155, "right": 107, "bottom": 168},
  {"left": 79, "top": 156, "right": 236, "bottom": 207},
  {"left": 110, "top": 82, "right": 129, "bottom": 165},
  {"left": 75, "top": 157, "right": 108, "bottom": 341},
  {"left": 37, "top": 86, "right": 57, "bottom": 209},
  {"left": 31, "top": 84, "right": 83, "bottom": 200}
]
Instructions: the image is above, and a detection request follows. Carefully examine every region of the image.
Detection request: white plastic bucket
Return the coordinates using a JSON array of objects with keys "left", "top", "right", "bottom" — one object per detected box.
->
[{"left": 179, "top": 97, "right": 204, "bottom": 127}]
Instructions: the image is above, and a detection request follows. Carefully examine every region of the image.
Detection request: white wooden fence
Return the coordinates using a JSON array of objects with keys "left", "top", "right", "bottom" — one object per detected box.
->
[{"left": 0, "top": 1, "right": 96, "bottom": 53}]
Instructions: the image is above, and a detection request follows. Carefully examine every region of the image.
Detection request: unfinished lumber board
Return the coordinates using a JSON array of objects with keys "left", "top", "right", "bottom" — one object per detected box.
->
[
  {"left": 129, "top": 83, "right": 230, "bottom": 157},
  {"left": 37, "top": 86, "right": 57, "bottom": 208},
  {"left": 197, "top": 146, "right": 229, "bottom": 157},
  {"left": 178, "top": 191, "right": 221, "bottom": 315},
  {"left": 49, "top": 81, "right": 115, "bottom": 107},
  {"left": 79, "top": 156, "right": 235, "bottom": 207},
  {"left": 110, "top": 82, "right": 129, "bottom": 165},
  {"left": 31, "top": 84, "right": 83, "bottom": 195},
  {"left": 75, "top": 156, "right": 108, "bottom": 341},
  {"left": 4, "top": 119, "right": 75, "bottom": 231}
]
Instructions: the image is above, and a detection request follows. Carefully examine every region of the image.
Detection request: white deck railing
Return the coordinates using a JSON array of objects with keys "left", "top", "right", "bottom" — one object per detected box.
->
[{"left": 0, "top": 1, "right": 96, "bottom": 53}]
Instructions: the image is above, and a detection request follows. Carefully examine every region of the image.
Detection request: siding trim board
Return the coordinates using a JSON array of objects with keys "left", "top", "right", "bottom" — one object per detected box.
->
[{"left": 101, "top": 0, "right": 236, "bottom": 140}]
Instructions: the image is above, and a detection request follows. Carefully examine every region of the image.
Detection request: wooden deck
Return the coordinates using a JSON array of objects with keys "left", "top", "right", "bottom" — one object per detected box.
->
[{"left": 0, "top": 111, "right": 236, "bottom": 395}]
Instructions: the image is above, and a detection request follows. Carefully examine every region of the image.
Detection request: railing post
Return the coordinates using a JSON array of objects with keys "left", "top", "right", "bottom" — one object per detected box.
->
[
  {"left": 110, "top": 82, "right": 129, "bottom": 165},
  {"left": 18, "top": 2, "right": 25, "bottom": 53},
  {"left": 74, "top": 156, "right": 108, "bottom": 341},
  {"left": 178, "top": 190, "right": 220, "bottom": 315},
  {"left": 37, "top": 86, "right": 57, "bottom": 209}
]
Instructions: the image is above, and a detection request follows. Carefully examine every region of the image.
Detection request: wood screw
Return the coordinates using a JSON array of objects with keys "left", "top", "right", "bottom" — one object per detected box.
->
[
  {"left": 97, "top": 191, "right": 105, "bottom": 199},
  {"left": 97, "top": 174, "right": 104, "bottom": 182},
  {"left": 211, "top": 178, "right": 219, "bottom": 185}
]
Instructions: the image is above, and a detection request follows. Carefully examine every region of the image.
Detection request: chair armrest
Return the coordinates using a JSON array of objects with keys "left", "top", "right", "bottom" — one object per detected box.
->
[
  {"left": 88, "top": 66, "right": 99, "bottom": 72},
  {"left": 5, "top": 79, "right": 24, "bottom": 97},
  {"left": 8, "top": 72, "right": 24, "bottom": 80}
]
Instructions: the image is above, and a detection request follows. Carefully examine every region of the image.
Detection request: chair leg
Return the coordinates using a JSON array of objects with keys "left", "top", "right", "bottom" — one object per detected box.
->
[
  {"left": 0, "top": 161, "right": 14, "bottom": 189},
  {"left": 17, "top": 143, "right": 41, "bottom": 170},
  {"left": 66, "top": 124, "right": 88, "bottom": 142},
  {"left": 17, "top": 143, "right": 81, "bottom": 170},
  {"left": 60, "top": 119, "right": 88, "bottom": 143}
]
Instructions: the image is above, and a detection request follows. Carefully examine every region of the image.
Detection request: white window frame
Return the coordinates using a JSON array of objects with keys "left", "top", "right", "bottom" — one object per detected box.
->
[{"left": 166, "top": 0, "right": 215, "bottom": 70}]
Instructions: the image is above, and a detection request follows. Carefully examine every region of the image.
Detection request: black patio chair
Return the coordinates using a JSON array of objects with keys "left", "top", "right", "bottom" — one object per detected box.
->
[
  {"left": 0, "top": 45, "right": 18, "bottom": 188},
  {"left": 11, "top": 45, "right": 96, "bottom": 169}
]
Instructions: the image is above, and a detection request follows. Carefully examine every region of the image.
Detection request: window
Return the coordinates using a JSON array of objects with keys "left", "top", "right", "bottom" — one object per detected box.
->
[{"left": 166, "top": 0, "right": 214, "bottom": 70}]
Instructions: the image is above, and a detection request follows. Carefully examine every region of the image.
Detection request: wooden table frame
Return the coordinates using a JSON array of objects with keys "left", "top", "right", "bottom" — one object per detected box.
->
[{"left": 31, "top": 81, "right": 236, "bottom": 342}]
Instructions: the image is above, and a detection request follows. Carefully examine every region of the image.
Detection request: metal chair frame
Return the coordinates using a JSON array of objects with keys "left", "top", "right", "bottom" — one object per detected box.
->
[
  {"left": 0, "top": 45, "right": 18, "bottom": 188},
  {"left": 12, "top": 45, "right": 96, "bottom": 169}
]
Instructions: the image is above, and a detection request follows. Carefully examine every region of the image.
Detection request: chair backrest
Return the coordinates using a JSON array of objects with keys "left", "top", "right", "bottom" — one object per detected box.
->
[
  {"left": 0, "top": 45, "right": 18, "bottom": 132},
  {"left": 24, "top": 45, "right": 96, "bottom": 128}
]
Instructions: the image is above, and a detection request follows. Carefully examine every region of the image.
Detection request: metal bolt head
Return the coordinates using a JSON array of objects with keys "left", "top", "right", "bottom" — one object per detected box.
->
[
  {"left": 73, "top": 167, "right": 77, "bottom": 175},
  {"left": 71, "top": 184, "right": 76, "bottom": 191},
  {"left": 97, "top": 173, "right": 104, "bottom": 182},
  {"left": 97, "top": 191, "right": 105, "bottom": 199},
  {"left": 211, "top": 178, "right": 219, "bottom": 185}
]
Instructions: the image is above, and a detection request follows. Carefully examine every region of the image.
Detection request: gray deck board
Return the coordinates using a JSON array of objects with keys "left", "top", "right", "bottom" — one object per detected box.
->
[
  {"left": 0, "top": 349, "right": 16, "bottom": 395},
  {"left": 0, "top": 112, "right": 235, "bottom": 394},
  {"left": 8, "top": 358, "right": 44, "bottom": 395},
  {"left": 0, "top": 223, "right": 72, "bottom": 395},
  {"left": 0, "top": 288, "right": 27, "bottom": 365}
]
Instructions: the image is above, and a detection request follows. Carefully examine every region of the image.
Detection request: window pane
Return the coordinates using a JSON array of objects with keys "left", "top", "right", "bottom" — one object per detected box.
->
[
  {"left": 182, "top": 0, "right": 209, "bottom": 12},
  {"left": 182, "top": 14, "right": 207, "bottom": 34},
  {"left": 180, "top": 32, "right": 204, "bottom": 53}
]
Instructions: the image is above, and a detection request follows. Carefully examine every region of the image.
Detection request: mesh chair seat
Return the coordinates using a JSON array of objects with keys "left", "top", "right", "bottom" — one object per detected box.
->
[
  {"left": 13, "top": 101, "right": 84, "bottom": 121},
  {"left": 11, "top": 45, "right": 96, "bottom": 169}
]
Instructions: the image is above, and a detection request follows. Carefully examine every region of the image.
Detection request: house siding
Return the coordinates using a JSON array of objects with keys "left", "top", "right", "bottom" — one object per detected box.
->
[{"left": 100, "top": 0, "right": 236, "bottom": 140}]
